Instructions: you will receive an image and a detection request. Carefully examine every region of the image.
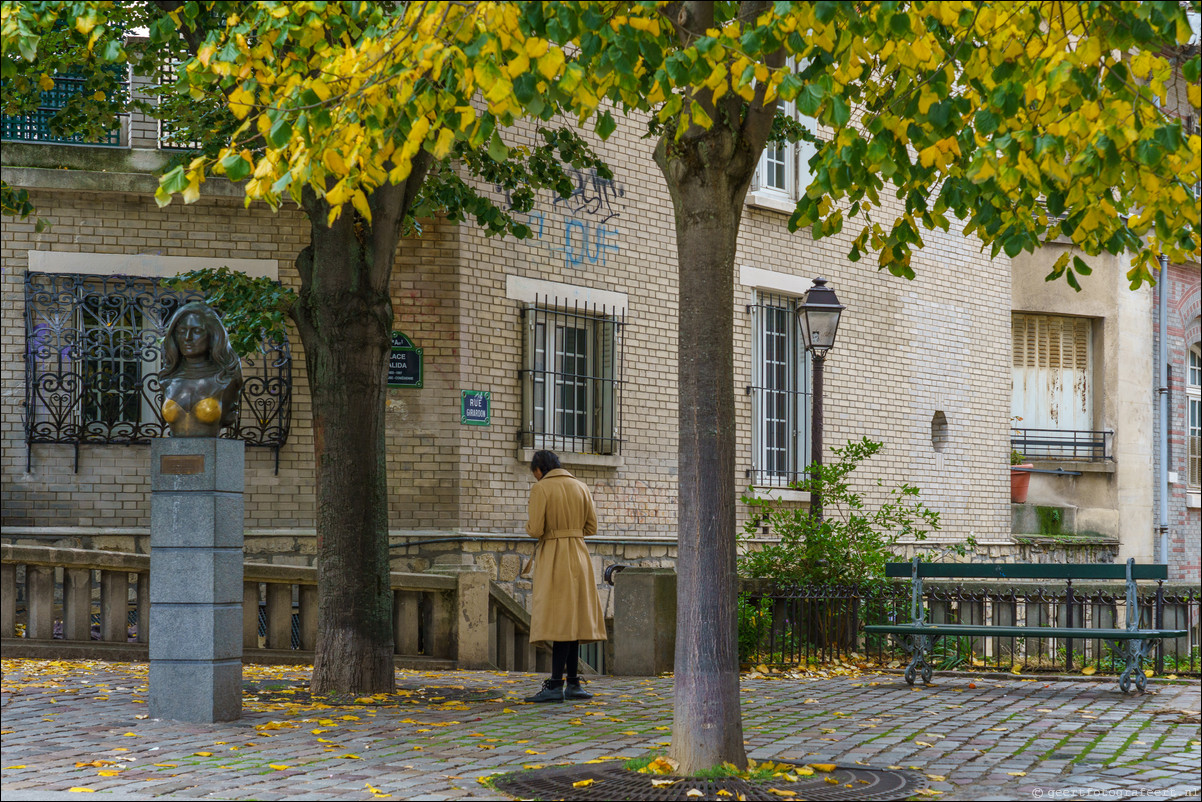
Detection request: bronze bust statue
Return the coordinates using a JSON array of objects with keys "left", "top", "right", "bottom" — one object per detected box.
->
[{"left": 160, "top": 301, "right": 243, "bottom": 437}]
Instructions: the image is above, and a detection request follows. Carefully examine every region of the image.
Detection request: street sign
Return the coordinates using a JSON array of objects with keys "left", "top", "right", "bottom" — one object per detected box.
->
[
  {"left": 388, "top": 330, "right": 423, "bottom": 388},
  {"left": 461, "top": 390, "right": 491, "bottom": 425}
]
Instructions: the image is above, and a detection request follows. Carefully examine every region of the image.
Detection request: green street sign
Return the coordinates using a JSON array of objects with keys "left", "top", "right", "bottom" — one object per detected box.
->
[{"left": 388, "top": 331, "right": 422, "bottom": 388}]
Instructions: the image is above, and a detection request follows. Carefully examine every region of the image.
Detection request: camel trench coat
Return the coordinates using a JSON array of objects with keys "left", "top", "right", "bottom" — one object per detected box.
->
[{"left": 525, "top": 468, "right": 608, "bottom": 645}]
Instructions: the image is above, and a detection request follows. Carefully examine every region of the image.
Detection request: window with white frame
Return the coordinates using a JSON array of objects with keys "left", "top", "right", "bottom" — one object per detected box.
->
[
  {"left": 749, "top": 100, "right": 819, "bottom": 208},
  {"left": 749, "top": 291, "right": 810, "bottom": 486},
  {"left": 1188, "top": 343, "right": 1201, "bottom": 491},
  {"left": 520, "top": 296, "right": 624, "bottom": 455}
]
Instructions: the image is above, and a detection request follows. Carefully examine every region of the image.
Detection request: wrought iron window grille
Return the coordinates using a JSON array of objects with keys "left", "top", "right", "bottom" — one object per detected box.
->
[
  {"left": 155, "top": 61, "right": 206, "bottom": 151},
  {"left": 518, "top": 295, "right": 624, "bottom": 457},
  {"left": 24, "top": 271, "right": 292, "bottom": 473},
  {"left": 746, "top": 292, "right": 811, "bottom": 488}
]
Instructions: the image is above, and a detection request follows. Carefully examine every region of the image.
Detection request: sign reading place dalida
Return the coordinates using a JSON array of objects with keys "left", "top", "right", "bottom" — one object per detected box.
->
[{"left": 388, "top": 330, "right": 423, "bottom": 388}]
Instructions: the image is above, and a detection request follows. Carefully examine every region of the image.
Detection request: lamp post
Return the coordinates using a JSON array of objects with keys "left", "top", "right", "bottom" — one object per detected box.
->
[{"left": 795, "top": 277, "right": 844, "bottom": 521}]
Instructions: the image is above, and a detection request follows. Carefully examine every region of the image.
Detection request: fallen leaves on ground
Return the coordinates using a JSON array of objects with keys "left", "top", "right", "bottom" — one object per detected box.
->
[{"left": 744, "top": 654, "right": 885, "bottom": 682}]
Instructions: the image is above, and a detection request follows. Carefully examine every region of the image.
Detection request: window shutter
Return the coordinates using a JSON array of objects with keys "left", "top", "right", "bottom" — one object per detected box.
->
[{"left": 1011, "top": 313, "right": 1094, "bottom": 433}]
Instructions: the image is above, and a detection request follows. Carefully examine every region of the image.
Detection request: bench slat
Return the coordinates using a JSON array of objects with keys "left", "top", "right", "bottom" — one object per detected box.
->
[
  {"left": 865, "top": 624, "right": 1187, "bottom": 639},
  {"left": 883, "top": 563, "right": 1168, "bottom": 580}
]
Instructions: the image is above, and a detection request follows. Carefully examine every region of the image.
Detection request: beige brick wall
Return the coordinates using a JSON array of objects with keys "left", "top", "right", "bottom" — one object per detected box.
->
[
  {"left": 1, "top": 187, "right": 317, "bottom": 530},
  {"left": 451, "top": 111, "right": 681, "bottom": 540},
  {"left": 734, "top": 201, "right": 1012, "bottom": 547},
  {"left": 2, "top": 105, "right": 1014, "bottom": 561}
]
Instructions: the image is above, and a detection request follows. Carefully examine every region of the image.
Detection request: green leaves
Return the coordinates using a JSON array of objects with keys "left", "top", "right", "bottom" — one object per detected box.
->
[
  {"left": 220, "top": 153, "right": 252, "bottom": 182},
  {"left": 739, "top": 438, "right": 944, "bottom": 586},
  {"left": 164, "top": 267, "right": 297, "bottom": 358},
  {"left": 595, "top": 110, "right": 616, "bottom": 140}
]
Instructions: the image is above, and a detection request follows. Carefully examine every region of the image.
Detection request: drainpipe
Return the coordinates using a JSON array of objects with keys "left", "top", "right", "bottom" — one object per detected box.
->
[{"left": 1156, "top": 254, "right": 1170, "bottom": 565}]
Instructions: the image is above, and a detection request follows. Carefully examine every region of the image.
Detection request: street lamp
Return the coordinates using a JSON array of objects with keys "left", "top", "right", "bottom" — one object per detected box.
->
[{"left": 795, "top": 277, "right": 844, "bottom": 521}]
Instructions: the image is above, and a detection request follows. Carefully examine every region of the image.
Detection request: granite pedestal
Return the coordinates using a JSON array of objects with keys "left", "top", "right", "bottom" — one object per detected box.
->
[{"left": 149, "top": 437, "right": 244, "bottom": 722}]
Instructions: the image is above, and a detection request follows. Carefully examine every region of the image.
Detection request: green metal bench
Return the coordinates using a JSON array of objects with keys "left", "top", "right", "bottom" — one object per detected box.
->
[{"left": 865, "top": 558, "right": 1188, "bottom": 693}]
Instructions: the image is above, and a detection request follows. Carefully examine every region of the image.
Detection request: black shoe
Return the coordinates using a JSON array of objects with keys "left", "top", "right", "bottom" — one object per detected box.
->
[
  {"left": 564, "top": 679, "right": 593, "bottom": 700},
  {"left": 524, "top": 680, "right": 564, "bottom": 703}
]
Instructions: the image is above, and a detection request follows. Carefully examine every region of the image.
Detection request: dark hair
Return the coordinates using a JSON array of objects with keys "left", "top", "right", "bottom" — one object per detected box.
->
[
  {"left": 531, "top": 450, "right": 562, "bottom": 475},
  {"left": 160, "top": 301, "right": 242, "bottom": 388}
]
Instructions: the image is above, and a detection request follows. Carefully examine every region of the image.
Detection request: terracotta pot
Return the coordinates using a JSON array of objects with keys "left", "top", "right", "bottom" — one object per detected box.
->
[{"left": 1010, "top": 464, "right": 1034, "bottom": 504}]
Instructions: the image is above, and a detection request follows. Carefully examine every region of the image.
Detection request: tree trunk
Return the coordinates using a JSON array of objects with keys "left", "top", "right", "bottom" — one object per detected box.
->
[
  {"left": 656, "top": 126, "right": 753, "bottom": 773},
  {"left": 292, "top": 173, "right": 428, "bottom": 695}
]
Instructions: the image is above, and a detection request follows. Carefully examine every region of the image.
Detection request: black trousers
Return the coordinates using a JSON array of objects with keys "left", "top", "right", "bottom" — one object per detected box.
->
[{"left": 551, "top": 640, "right": 579, "bottom": 681}]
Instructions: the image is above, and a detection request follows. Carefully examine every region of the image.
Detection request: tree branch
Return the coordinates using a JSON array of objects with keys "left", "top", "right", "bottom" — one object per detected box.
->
[{"left": 366, "top": 150, "right": 435, "bottom": 290}]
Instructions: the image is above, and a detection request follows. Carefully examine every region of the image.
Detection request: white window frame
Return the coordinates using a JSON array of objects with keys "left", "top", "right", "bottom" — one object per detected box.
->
[
  {"left": 509, "top": 277, "right": 626, "bottom": 462},
  {"left": 747, "top": 73, "right": 820, "bottom": 214},
  {"left": 1188, "top": 343, "right": 1201, "bottom": 498},
  {"left": 530, "top": 314, "right": 602, "bottom": 454},
  {"left": 740, "top": 266, "right": 817, "bottom": 497},
  {"left": 751, "top": 291, "right": 809, "bottom": 487}
]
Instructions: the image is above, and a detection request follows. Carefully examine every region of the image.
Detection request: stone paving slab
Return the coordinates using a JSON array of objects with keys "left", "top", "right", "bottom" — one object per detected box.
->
[{"left": 2, "top": 659, "right": 1199, "bottom": 800}]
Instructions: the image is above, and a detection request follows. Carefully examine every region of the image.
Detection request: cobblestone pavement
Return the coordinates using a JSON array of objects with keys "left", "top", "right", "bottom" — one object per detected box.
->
[{"left": 2, "top": 659, "right": 1199, "bottom": 801}]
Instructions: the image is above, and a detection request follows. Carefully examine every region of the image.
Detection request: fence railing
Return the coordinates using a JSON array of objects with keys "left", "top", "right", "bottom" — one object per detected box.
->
[
  {"left": 1, "top": 544, "right": 548, "bottom": 671},
  {"left": 1010, "top": 428, "right": 1113, "bottom": 462},
  {"left": 739, "top": 580, "right": 1201, "bottom": 676},
  {"left": 1, "top": 71, "right": 127, "bottom": 146}
]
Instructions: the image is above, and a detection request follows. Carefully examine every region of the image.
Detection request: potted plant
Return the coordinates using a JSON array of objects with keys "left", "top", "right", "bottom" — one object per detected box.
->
[{"left": 1010, "top": 449, "right": 1034, "bottom": 504}]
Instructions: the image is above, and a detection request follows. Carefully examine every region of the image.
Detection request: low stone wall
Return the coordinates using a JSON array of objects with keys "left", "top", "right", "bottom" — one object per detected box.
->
[
  {"left": 391, "top": 535, "right": 678, "bottom": 617},
  {"left": 1, "top": 528, "right": 678, "bottom": 618},
  {"left": 1, "top": 527, "right": 1134, "bottom": 617},
  {"left": 894, "top": 537, "right": 1121, "bottom": 565}
]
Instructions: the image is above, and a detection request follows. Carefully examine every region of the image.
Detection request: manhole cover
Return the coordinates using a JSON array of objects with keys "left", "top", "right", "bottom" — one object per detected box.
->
[{"left": 493, "top": 762, "right": 925, "bottom": 801}]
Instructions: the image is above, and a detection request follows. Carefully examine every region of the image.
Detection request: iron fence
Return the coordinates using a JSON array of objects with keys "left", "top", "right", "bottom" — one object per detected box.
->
[{"left": 739, "top": 582, "right": 1201, "bottom": 676}]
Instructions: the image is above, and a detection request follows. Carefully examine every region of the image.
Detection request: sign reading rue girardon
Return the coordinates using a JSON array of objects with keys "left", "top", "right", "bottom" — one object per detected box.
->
[
  {"left": 461, "top": 390, "right": 491, "bottom": 426},
  {"left": 388, "top": 330, "right": 423, "bottom": 389}
]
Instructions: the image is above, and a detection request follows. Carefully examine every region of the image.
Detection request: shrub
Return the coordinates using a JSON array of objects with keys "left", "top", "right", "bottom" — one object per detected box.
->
[{"left": 739, "top": 437, "right": 966, "bottom": 586}]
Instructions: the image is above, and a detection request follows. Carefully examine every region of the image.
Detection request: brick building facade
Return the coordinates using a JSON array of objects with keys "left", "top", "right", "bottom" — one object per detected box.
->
[
  {"left": 10, "top": 86, "right": 1190, "bottom": 603},
  {"left": 1159, "top": 262, "right": 1202, "bottom": 579}
]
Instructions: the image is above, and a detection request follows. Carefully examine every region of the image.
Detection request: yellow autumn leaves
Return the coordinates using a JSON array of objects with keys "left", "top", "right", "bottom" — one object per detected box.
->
[
  {"left": 172, "top": 1, "right": 591, "bottom": 226},
  {"left": 7, "top": 0, "right": 1198, "bottom": 278}
]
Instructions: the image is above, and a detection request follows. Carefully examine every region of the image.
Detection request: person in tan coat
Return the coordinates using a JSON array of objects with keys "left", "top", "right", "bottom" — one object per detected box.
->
[{"left": 523, "top": 450, "right": 607, "bottom": 703}]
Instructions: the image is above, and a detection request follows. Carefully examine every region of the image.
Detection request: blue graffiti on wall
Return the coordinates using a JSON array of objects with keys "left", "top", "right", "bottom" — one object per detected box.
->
[{"left": 505, "top": 167, "right": 626, "bottom": 269}]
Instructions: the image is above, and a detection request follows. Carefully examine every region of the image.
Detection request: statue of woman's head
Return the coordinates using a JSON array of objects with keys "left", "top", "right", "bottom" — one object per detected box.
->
[{"left": 161, "top": 301, "right": 242, "bottom": 389}]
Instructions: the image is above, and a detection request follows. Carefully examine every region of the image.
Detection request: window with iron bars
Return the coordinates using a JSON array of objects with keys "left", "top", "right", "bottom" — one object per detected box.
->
[
  {"left": 24, "top": 272, "right": 292, "bottom": 472},
  {"left": 1189, "top": 343, "right": 1201, "bottom": 491},
  {"left": 519, "top": 297, "right": 624, "bottom": 456},
  {"left": 156, "top": 61, "right": 206, "bottom": 151},
  {"left": 748, "top": 292, "right": 811, "bottom": 487}
]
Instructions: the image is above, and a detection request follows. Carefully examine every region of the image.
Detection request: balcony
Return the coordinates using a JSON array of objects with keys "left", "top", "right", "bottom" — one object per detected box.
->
[{"left": 1011, "top": 428, "right": 1113, "bottom": 462}]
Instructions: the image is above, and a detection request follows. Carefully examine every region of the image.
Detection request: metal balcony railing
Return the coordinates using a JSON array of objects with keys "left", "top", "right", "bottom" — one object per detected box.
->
[
  {"left": 1, "top": 72, "right": 126, "bottom": 146},
  {"left": 1011, "top": 428, "right": 1113, "bottom": 462}
]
